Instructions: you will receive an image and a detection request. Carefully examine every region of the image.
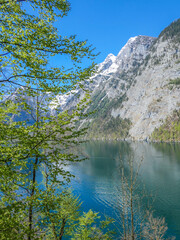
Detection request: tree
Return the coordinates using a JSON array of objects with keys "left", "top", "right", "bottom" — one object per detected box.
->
[
  {"left": 0, "top": 0, "right": 98, "bottom": 239},
  {"left": 116, "top": 155, "right": 173, "bottom": 240}
]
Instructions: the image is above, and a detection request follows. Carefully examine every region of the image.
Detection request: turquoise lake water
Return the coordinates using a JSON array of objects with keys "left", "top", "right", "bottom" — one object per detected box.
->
[{"left": 69, "top": 141, "right": 180, "bottom": 239}]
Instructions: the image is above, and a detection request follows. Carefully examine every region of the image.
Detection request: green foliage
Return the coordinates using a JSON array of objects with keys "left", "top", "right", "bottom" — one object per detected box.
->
[
  {"left": 169, "top": 77, "right": 180, "bottom": 86},
  {"left": 71, "top": 210, "right": 114, "bottom": 240},
  {"left": 151, "top": 110, "right": 180, "bottom": 142},
  {"left": 87, "top": 90, "right": 107, "bottom": 117},
  {"left": 38, "top": 188, "right": 80, "bottom": 239},
  {"left": 158, "top": 18, "right": 180, "bottom": 42},
  {"left": 0, "top": 0, "right": 101, "bottom": 239},
  {"left": 0, "top": 0, "right": 96, "bottom": 96},
  {"left": 88, "top": 116, "right": 131, "bottom": 140},
  {"left": 85, "top": 89, "right": 131, "bottom": 139},
  {"left": 88, "top": 91, "right": 128, "bottom": 119}
]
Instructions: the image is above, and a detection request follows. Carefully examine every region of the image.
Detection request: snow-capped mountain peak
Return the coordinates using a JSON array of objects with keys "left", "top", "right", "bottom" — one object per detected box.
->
[
  {"left": 97, "top": 35, "right": 156, "bottom": 77},
  {"left": 98, "top": 53, "right": 118, "bottom": 74}
]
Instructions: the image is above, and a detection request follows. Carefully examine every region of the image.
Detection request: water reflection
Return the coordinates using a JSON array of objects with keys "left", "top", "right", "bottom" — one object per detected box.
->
[{"left": 70, "top": 141, "right": 180, "bottom": 238}]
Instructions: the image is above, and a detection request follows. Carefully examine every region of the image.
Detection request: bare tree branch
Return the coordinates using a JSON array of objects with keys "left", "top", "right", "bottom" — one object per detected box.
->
[{"left": 0, "top": 52, "right": 10, "bottom": 57}]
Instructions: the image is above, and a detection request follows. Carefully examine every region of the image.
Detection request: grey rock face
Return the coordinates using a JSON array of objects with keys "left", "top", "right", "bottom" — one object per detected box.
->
[
  {"left": 89, "top": 35, "right": 156, "bottom": 100},
  {"left": 115, "top": 36, "right": 155, "bottom": 70},
  {"left": 114, "top": 37, "right": 180, "bottom": 140}
]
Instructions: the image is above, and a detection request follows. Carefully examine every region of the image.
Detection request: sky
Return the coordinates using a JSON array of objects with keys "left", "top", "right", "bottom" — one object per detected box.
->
[{"left": 54, "top": 0, "right": 180, "bottom": 65}]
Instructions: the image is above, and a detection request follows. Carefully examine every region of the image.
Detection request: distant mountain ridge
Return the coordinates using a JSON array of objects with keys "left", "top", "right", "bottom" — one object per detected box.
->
[
  {"left": 53, "top": 19, "right": 180, "bottom": 141},
  {"left": 10, "top": 19, "right": 180, "bottom": 141}
]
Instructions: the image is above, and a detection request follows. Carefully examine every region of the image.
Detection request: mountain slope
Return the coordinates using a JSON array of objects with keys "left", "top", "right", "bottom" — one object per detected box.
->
[
  {"left": 115, "top": 19, "right": 180, "bottom": 140},
  {"left": 54, "top": 19, "right": 180, "bottom": 141},
  {"left": 82, "top": 35, "right": 156, "bottom": 139}
]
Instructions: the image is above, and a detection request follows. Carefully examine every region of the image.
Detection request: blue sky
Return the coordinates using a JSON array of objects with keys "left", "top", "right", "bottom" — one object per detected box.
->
[{"left": 55, "top": 0, "right": 180, "bottom": 65}]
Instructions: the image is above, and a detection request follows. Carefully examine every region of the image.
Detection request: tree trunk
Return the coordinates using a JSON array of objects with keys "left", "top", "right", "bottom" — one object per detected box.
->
[
  {"left": 59, "top": 219, "right": 66, "bottom": 240},
  {"left": 28, "top": 155, "right": 38, "bottom": 240},
  {"left": 28, "top": 94, "right": 39, "bottom": 240}
]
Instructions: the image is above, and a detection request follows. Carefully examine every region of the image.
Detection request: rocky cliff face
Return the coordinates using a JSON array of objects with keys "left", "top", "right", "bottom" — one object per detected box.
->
[
  {"left": 53, "top": 19, "right": 180, "bottom": 140},
  {"left": 114, "top": 20, "right": 180, "bottom": 140}
]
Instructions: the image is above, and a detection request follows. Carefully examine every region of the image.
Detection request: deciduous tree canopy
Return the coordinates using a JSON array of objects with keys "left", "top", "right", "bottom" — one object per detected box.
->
[{"left": 0, "top": 1, "right": 101, "bottom": 239}]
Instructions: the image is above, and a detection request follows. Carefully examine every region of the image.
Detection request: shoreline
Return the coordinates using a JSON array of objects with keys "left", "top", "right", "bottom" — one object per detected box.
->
[{"left": 81, "top": 137, "right": 180, "bottom": 144}]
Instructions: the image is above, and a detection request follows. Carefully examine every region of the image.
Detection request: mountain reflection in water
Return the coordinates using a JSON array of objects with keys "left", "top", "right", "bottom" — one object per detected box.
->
[{"left": 70, "top": 141, "right": 180, "bottom": 239}]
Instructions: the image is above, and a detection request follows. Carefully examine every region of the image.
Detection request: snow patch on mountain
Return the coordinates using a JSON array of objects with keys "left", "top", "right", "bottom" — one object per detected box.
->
[
  {"left": 98, "top": 53, "right": 118, "bottom": 74},
  {"left": 50, "top": 89, "right": 78, "bottom": 111}
]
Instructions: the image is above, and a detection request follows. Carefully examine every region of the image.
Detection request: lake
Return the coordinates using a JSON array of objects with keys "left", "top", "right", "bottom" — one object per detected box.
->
[{"left": 69, "top": 141, "right": 180, "bottom": 239}]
